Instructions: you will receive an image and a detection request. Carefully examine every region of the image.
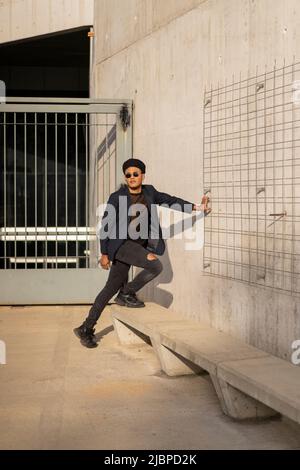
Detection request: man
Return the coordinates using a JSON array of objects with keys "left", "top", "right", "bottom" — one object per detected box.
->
[{"left": 74, "top": 158, "right": 210, "bottom": 348}]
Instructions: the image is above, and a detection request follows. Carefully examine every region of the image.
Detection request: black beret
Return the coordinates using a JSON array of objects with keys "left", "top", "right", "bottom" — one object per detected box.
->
[{"left": 122, "top": 158, "right": 146, "bottom": 174}]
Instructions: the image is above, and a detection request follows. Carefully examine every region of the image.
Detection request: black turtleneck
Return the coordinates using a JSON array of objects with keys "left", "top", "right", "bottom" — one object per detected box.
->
[{"left": 127, "top": 188, "right": 149, "bottom": 245}]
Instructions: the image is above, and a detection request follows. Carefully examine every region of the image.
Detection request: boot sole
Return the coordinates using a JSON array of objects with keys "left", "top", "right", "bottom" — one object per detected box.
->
[
  {"left": 73, "top": 328, "right": 98, "bottom": 348},
  {"left": 73, "top": 328, "right": 81, "bottom": 339},
  {"left": 114, "top": 298, "right": 145, "bottom": 308}
]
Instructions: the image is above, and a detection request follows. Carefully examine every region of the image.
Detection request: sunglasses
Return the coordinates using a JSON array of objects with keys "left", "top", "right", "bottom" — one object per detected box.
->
[{"left": 125, "top": 172, "right": 141, "bottom": 178}]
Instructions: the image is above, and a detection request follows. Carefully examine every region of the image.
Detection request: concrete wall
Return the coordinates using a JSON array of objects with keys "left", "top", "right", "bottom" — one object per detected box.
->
[
  {"left": 0, "top": 0, "right": 94, "bottom": 43},
  {"left": 93, "top": 0, "right": 300, "bottom": 361}
]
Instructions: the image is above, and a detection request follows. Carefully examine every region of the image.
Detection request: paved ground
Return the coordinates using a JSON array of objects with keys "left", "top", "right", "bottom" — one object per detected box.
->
[{"left": 0, "top": 304, "right": 300, "bottom": 450}]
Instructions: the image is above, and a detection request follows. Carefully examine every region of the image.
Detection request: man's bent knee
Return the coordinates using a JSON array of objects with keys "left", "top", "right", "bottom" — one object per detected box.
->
[
  {"left": 147, "top": 253, "right": 157, "bottom": 261},
  {"left": 146, "top": 255, "right": 163, "bottom": 275}
]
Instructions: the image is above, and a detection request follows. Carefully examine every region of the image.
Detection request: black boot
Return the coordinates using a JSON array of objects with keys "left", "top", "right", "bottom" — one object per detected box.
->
[
  {"left": 73, "top": 324, "right": 98, "bottom": 348},
  {"left": 114, "top": 288, "right": 145, "bottom": 308}
]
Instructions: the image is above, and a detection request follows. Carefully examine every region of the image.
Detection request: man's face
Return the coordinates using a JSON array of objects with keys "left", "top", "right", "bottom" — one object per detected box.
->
[{"left": 124, "top": 166, "right": 145, "bottom": 189}]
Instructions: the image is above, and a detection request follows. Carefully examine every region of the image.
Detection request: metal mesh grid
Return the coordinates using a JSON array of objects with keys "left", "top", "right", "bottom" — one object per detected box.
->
[{"left": 203, "top": 59, "right": 300, "bottom": 296}]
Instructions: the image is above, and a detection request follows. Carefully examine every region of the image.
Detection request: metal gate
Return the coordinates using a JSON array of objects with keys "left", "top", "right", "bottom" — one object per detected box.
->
[{"left": 0, "top": 97, "right": 133, "bottom": 304}]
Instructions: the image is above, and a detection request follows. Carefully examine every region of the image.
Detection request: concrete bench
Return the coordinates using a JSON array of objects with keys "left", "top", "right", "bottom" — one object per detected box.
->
[{"left": 110, "top": 302, "right": 300, "bottom": 424}]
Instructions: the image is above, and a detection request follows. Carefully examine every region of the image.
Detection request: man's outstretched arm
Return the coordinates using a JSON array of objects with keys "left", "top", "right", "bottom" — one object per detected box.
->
[{"left": 152, "top": 186, "right": 211, "bottom": 215}]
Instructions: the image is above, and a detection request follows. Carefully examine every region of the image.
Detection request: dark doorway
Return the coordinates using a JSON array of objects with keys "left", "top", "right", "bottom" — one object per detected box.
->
[{"left": 0, "top": 27, "right": 90, "bottom": 97}]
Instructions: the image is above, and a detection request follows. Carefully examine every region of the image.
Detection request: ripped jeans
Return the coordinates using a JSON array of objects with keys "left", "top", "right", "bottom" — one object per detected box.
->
[{"left": 84, "top": 240, "right": 163, "bottom": 328}]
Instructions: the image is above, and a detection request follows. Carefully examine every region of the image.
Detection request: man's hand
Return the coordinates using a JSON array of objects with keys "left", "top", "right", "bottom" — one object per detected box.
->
[
  {"left": 99, "top": 254, "right": 111, "bottom": 270},
  {"left": 201, "top": 195, "right": 212, "bottom": 215},
  {"left": 193, "top": 195, "right": 212, "bottom": 215},
  {"left": 201, "top": 194, "right": 208, "bottom": 210}
]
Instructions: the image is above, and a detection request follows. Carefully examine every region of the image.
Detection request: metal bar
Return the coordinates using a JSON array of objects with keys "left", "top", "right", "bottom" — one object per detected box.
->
[
  {"left": 269, "top": 211, "right": 288, "bottom": 217},
  {"left": 106, "top": 113, "right": 110, "bottom": 195},
  {"left": 35, "top": 112, "right": 38, "bottom": 268},
  {"left": 239, "top": 72, "right": 243, "bottom": 276},
  {"left": 200, "top": 178, "right": 300, "bottom": 186},
  {"left": 2, "top": 121, "right": 116, "bottom": 127},
  {"left": 24, "top": 113, "right": 27, "bottom": 269},
  {"left": 272, "top": 62, "right": 276, "bottom": 289},
  {"left": 255, "top": 65, "right": 259, "bottom": 281},
  {"left": 14, "top": 112, "right": 17, "bottom": 270},
  {"left": 263, "top": 65, "right": 267, "bottom": 284},
  {"left": 94, "top": 113, "right": 98, "bottom": 265},
  {"left": 5, "top": 121, "right": 117, "bottom": 128},
  {"left": 91, "top": 111, "right": 98, "bottom": 267},
  {"left": 75, "top": 113, "right": 78, "bottom": 268},
  {"left": 0, "top": 104, "right": 130, "bottom": 114},
  {"left": 246, "top": 69, "right": 251, "bottom": 283},
  {"left": 201, "top": 196, "right": 300, "bottom": 203},
  {"left": 232, "top": 75, "right": 236, "bottom": 280},
  {"left": 207, "top": 87, "right": 211, "bottom": 272},
  {"left": 0, "top": 226, "right": 95, "bottom": 232},
  {"left": 85, "top": 113, "right": 88, "bottom": 268},
  {"left": 267, "top": 214, "right": 286, "bottom": 228},
  {"left": 225, "top": 78, "right": 229, "bottom": 278},
  {"left": 292, "top": 58, "right": 296, "bottom": 294},
  {"left": 55, "top": 113, "right": 58, "bottom": 268},
  {"left": 3, "top": 112, "right": 6, "bottom": 269},
  {"left": 282, "top": 59, "right": 286, "bottom": 290},
  {"left": 115, "top": 121, "right": 117, "bottom": 191},
  {"left": 216, "top": 82, "right": 220, "bottom": 276},
  {"left": 45, "top": 113, "right": 48, "bottom": 269},
  {"left": 104, "top": 116, "right": 107, "bottom": 221},
  {"left": 203, "top": 86, "right": 209, "bottom": 272},
  {"left": 65, "top": 113, "right": 68, "bottom": 268},
  {"left": 9, "top": 257, "right": 80, "bottom": 264},
  {"left": 5, "top": 97, "right": 133, "bottom": 105}
]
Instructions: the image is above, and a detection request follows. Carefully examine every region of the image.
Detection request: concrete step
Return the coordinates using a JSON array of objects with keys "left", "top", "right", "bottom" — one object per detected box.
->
[{"left": 218, "top": 356, "right": 300, "bottom": 425}]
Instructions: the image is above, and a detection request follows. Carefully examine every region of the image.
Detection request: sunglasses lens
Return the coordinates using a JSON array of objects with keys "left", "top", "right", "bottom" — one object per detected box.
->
[{"left": 125, "top": 172, "right": 140, "bottom": 178}]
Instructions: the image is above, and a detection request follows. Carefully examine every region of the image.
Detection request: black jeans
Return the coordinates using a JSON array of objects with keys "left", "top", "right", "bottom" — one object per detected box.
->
[{"left": 84, "top": 240, "right": 163, "bottom": 328}]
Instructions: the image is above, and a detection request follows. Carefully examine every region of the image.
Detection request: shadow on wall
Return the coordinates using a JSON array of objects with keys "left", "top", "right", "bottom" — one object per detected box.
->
[{"left": 137, "top": 211, "right": 204, "bottom": 308}]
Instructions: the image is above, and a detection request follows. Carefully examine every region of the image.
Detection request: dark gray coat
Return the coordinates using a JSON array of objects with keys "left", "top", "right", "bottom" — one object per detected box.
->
[{"left": 99, "top": 183, "right": 194, "bottom": 261}]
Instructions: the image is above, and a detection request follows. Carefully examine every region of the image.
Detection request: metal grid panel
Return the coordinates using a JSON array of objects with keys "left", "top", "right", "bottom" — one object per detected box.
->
[{"left": 203, "top": 59, "right": 300, "bottom": 296}]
